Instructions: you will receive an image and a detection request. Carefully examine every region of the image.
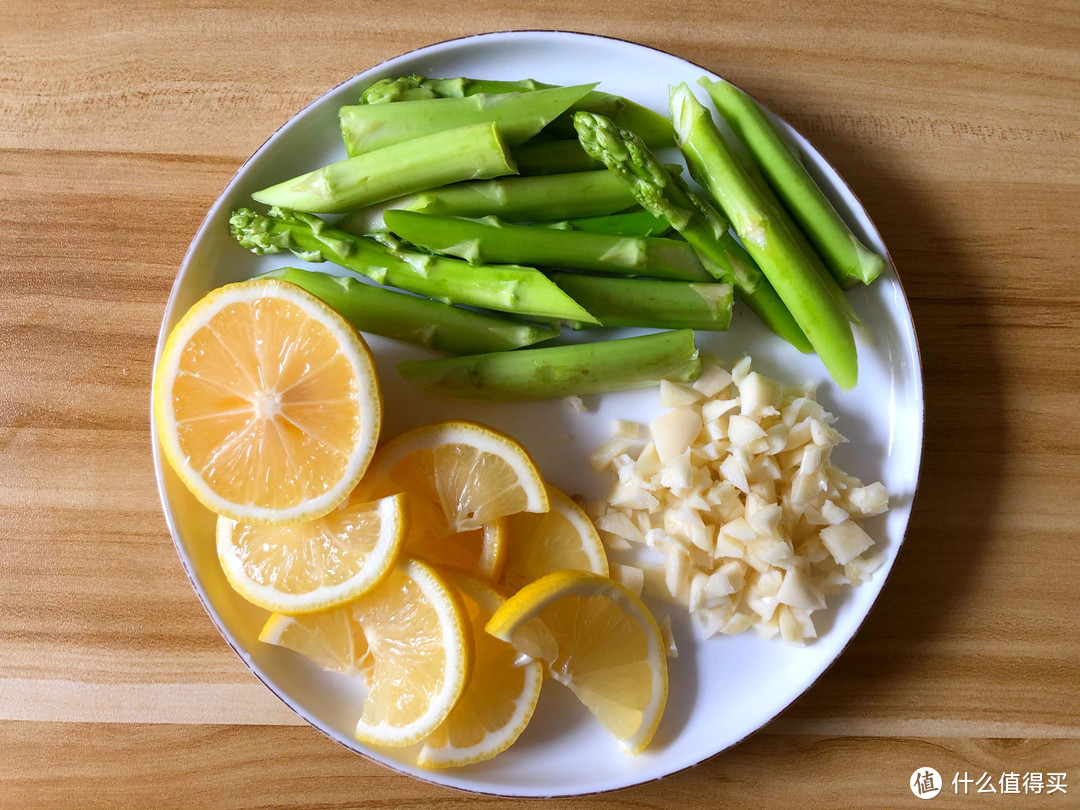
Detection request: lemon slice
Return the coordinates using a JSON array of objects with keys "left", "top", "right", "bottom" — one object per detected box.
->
[
  {"left": 501, "top": 485, "right": 608, "bottom": 592},
  {"left": 259, "top": 608, "right": 372, "bottom": 678},
  {"left": 350, "top": 558, "right": 470, "bottom": 746},
  {"left": 357, "top": 420, "right": 548, "bottom": 573},
  {"left": 418, "top": 576, "right": 543, "bottom": 768},
  {"left": 217, "top": 493, "right": 406, "bottom": 614},
  {"left": 154, "top": 279, "right": 381, "bottom": 524},
  {"left": 486, "top": 570, "right": 668, "bottom": 754}
]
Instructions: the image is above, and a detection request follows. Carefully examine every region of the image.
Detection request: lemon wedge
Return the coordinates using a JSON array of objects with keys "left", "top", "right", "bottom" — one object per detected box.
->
[
  {"left": 486, "top": 570, "right": 668, "bottom": 754},
  {"left": 259, "top": 607, "right": 372, "bottom": 678},
  {"left": 418, "top": 575, "right": 543, "bottom": 768},
  {"left": 357, "top": 420, "right": 547, "bottom": 577},
  {"left": 154, "top": 279, "right": 381, "bottom": 523},
  {"left": 501, "top": 485, "right": 608, "bottom": 592},
  {"left": 217, "top": 493, "right": 406, "bottom": 614},
  {"left": 350, "top": 558, "right": 470, "bottom": 746}
]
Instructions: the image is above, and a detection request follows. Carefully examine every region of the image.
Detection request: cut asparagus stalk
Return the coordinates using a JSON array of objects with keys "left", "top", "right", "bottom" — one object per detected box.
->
[
  {"left": 512, "top": 139, "right": 602, "bottom": 175},
  {"left": 339, "top": 170, "right": 639, "bottom": 233},
  {"left": 573, "top": 111, "right": 812, "bottom": 354},
  {"left": 669, "top": 83, "right": 857, "bottom": 389},
  {"left": 383, "top": 210, "right": 711, "bottom": 281},
  {"left": 258, "top": 267, "right": 559, "bottom": 355},
  {"left": 398, "top": 329, "right": 701, "bottom": 401},
  {"left": 359, "top": 75, "right": 675, "bottom": 147},
  {"left": 551, "top": 273, "right": 732, "bottom": 331},
  {"left": 339, "top": 84, "right": 595, "bottom": 156},
  {"left": 252, "top": 122, "right": 516, "bottom": 215},
  {"left": 699, "top": 78, "right": 886, "bottom": 288},
  {"left": 229, "top": 207, "right": 598, "bottom": 324},
  {"left": 536, "top": 210, "right": 672, "bottom": 237}
]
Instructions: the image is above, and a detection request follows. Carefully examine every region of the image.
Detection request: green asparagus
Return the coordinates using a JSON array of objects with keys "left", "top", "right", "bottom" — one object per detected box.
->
[
  {"left": 699, "top": 78, "right": 885, "bottom": 287},
  {"left": 398, "top": 329, "right": 702, "bottom": 401},
  {"left": 258, "top": 267, "right": 559, "bottom": 355},
  {"left": 573, "top": 111, "right": 812, "bottom": 353},
  {"left": 551, "top": 273, "right": 732, "bottom": 331},
  {"left": 383, "top": 210, "right": 711, "bottom": 281},
  {"left": 669, "top": 83, "right": 857, "bottom": 389},
  {"left": 339, "top": 169, "right": 639, "bottom": 234},
  {"left": 229, "top": 207, "right": 598, "bottom": 324},
  {"left": 252, "top": 122, "right": 515, "bottom": 214},
  {"left": 536, "top": 210, "right": 672, "bottom": 236},
  {"left": 359, "top": 75, "right": 675, "bottom": 147},
  {"left": 512, "top": 139, "right": 601, "bottom": 175},
  {"left": 339, "top": 84, "right": 594, "bottom": 156}
]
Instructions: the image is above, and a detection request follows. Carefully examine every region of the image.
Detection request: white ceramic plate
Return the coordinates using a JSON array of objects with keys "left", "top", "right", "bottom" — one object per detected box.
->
[{"left": 152, "top": 30, "right": 923, "bottom": 798}]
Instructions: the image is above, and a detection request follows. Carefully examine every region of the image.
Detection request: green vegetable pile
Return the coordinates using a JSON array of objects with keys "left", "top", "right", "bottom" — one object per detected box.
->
[{"left": 230, "top": 74, "right": 887, "bottom": 398}]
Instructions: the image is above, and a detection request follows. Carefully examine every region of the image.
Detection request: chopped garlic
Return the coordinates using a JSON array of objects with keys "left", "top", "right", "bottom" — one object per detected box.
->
[
  {"left": 565, "top": 394, "right": 587, "bottom": 413},
  {"left": 659, "top": 615, "right": 679, "bottom": 658},
  {"left": 592, "top": 355, "right": 889, "bottom": 644},
  {"left": 650, "top": 407, "right": 702, "bottom": 465},
  {"left": 610, "top": 563, "right": 645, "bottom": 597},
  {"left": 660, "top": 379, "right": 704, "bottom": 407},
  {"left": 611, "top": 419, "right": 641, "bottom": 440}
]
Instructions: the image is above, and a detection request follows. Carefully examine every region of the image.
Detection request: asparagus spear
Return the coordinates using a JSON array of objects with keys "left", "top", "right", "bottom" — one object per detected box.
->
[
  {"left": 339, "top": 84, "right": 595, "bottom": 156},
  {"left": 538, "top": 210, "right": 672, "bottom": 237},
  {"left": 512, "top": 139, "right": 601, "bottom": 175},
  {"left": 359, "top": 75, "right": 674, "bottom": 147},
  {"left": 551, "top": 273, "right": 732, "bottom": 331},
  {"left": 669, "top": 83, "right": 857, "bottom": 389},
  {"left": 258, "top": 267, "right": 559, "bottom": 355},
  {"left": 699, "top": 78, "right": 886, "bottom": 287},
  {"left": 573, "top": 111, "right": 811, "bottom": 353},
  {"left": 252, "top": 122, "right": 515, "bottom": 215},
  {"left": 229, "top": 207, "right": 598, "bottom": 324},
  {"left": 398, "top": 329, "right": 701, "bottom": 401},
  {"left": 339, "top": 170, "right": 639, "bottom": 234},
  {"left": 383, "top": 210, "right": 711, "bottom": 281}
]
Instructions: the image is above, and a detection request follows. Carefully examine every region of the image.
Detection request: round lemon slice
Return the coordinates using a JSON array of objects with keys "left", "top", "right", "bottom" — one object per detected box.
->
[
  {"left": 486, "top": 570, "right": 668, "bottom": 755},
  {"left": 350, "top": 558, "right": 470, "bottom": 747},
  {"left": 418, "top": 576, "right": 543, "bottom": 768},
  {"left": 500, "top": 485, "right": 608, "bottom": 592},
  {"left": 153, "top": 279, "right": 381, "bottom": 524},
  {"left": 357, "top": 420, "right": 548, "bottom": 576},
  {"left": 217, "top": 493, "right": 406, "bottom": 614}
]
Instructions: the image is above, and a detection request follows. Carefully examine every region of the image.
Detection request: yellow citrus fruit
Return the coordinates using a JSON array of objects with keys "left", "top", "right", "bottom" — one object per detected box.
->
[
  {"left": 500, "top": 485, "right": 608, "bottom": 592},
  {"left": 352, "top": 558, "right": 470, "bottom": 746},
  {"left": 486, "top": 570, "right": 668, "bottom": 755},
  {"left": 259, "top": 607, "right": 372, "bottom": 678},
  {"left": 357, "top": 420, "right": 548, "bottom": 577},
  {"left": 418, "top": 575, "right": 543, "bottom": 768},
  {"left": 261, "top": 558, "right": 469, "bottom": 746},
  {"left": 153, "top": 279, "right": 381, "bottom": 523},
  {"left": 409, "top": 518, "right": 508, "bottom": 582},
  {"left": 217, "top": 493, "right": 406, "bottom": 614}
]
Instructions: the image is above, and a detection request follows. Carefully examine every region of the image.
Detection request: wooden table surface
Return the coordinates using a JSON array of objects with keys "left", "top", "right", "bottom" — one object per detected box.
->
[{"left": 2, "top": 1, "right": 1078, "bottom": 806}]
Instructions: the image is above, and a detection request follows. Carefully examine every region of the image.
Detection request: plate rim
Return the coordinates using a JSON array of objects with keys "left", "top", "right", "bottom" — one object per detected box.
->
[{"left": 150, "top": 28, "right": 925, "bottom": 798}]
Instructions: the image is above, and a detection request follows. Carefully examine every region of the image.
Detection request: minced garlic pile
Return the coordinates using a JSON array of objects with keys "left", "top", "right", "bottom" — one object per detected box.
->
[{"left": 586, "top": 356, "right": 889, "bottom": 644}]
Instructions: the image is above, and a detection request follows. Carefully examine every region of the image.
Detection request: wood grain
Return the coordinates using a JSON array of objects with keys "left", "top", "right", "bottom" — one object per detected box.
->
[{"left": 2, "top": 0, "right": 1078, "bottom": 805}]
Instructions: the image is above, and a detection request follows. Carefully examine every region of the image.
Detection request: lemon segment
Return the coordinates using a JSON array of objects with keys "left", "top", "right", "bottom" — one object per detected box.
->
[
  {"left": 357, "top": 420, "right": 548, "bottom": 534},
  {"left": 218, "top": 493, "right": 406, "bottom": 614},
  {"left": 154, "top": 279, "right": 381, "bottom": 523},
  {"left": 259, "top": 609, "right": 372, "bottom": 678},
  {"left": 486, "top": 570, "right": 668, "bottom": 754},
  {"left": 501, "top": 485, "right": 608, "bottom": 592},
  {"left": 351, "top": 558, "right": 471, "bottom": 747},
  {"left": 418, "top": 576, "right": 543, "bottom": 768}
]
